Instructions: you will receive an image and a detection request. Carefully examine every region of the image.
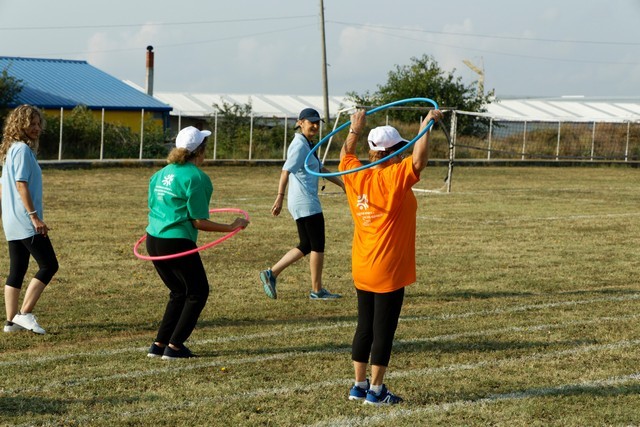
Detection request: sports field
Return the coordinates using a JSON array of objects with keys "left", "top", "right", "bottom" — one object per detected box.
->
[{"left": 1, "top": 164, "right": 639, "bottom": 426}]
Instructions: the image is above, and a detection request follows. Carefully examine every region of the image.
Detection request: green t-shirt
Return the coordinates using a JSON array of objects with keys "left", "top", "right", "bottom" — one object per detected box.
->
[{"left": 146, "top": 163, "right": 213, "bottom": 242}]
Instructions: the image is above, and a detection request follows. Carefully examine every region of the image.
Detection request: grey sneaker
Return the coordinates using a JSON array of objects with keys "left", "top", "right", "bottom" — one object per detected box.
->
[
  {"left": 3, "top": 321, "right": 25, "bottom": 333},
  {"left": 12, "top": 312, "right": 46, "bottom": 334},
  {"left": 309, "top": 288, "right": 342, "bottom": 300},
  {"left": 260, "top": 269, "right": 277, "bottom": 299}
]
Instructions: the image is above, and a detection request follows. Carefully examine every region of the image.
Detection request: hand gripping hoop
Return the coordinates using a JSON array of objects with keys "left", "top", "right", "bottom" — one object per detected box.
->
[
  {"left": 304, "top": 97, "right": 439, "bottom": 178},
  {"left": 133, "top": 208, "right": 249, "bottom": 261}
]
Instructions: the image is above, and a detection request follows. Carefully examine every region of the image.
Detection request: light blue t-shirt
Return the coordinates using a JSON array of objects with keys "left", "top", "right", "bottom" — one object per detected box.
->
[
  {"left": 282, "top": 133, "right": 322, "bottom": 220},
  {"left": 1, "top": 142, "right": 43, "bottom": 241},
  {"left": 146, "top": 162, "right": 213, "bottom": 242}
]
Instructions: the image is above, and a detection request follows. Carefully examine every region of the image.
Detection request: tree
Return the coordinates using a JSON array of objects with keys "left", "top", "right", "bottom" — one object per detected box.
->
[
  {"left": 209, "top": 100, "right": 253, "bottom": 159},
  {"left": 347, "top": 54, "right": 492, "bottom": 136},
  {"left": 0, "top": 66, "right": 23, "bottom": 127}
]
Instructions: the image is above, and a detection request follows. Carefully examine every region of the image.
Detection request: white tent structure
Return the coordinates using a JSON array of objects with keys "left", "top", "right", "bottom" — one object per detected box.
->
[
  {"left": 482, "top": 96, "right": 640, "bottom": 122},
  {"left": 153, "top": 92, "right": 353, "bottom": 120}
]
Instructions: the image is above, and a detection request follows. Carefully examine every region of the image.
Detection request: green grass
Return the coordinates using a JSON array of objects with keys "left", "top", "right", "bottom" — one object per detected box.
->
[{"left": 1, "top": 164, "right": 640, "bottom": 426}]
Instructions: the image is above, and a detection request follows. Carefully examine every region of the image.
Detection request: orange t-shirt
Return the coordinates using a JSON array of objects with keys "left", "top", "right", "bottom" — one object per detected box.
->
[{"left": 339, "top": 154, "right": 419, "bottom": 293}]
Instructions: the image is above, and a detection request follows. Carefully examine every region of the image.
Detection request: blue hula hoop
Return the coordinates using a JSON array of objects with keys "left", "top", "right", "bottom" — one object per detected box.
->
[{"left": 304, "top": 97, "right": 439, "bottom": 178}]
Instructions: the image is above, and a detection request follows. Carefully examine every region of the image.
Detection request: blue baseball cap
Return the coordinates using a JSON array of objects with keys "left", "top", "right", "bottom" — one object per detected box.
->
[{"left": 298, "top": 108, "right": 324, "bottom": 123}]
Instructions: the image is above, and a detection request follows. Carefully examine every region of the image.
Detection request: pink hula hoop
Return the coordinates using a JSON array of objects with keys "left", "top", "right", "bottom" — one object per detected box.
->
[{"left": 133, "top": 208, "right": 249, "bottom": 261}]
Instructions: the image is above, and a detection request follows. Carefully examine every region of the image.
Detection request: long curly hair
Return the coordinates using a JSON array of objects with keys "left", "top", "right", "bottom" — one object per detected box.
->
[
  {"left": 166, "top": 140, "right": 207, "bottom": 165},
  {"left": 0, "top": 104, "right": 46, "bottom": 162}
]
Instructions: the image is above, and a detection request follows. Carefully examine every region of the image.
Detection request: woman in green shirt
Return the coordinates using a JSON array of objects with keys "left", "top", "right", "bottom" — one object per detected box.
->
[{"left": 145, "top": 126, "right": 249, "bottom": 360}]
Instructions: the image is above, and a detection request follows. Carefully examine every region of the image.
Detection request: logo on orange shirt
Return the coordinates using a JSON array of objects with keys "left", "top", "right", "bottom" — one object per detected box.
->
[{"left": 356, "top": 194, "right": 369, "bottom": 210}]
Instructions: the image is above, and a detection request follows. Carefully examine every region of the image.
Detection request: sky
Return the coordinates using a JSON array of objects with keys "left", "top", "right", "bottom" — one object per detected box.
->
[{"left": 1, "top": 0, "right": 639, "bottom": 100}]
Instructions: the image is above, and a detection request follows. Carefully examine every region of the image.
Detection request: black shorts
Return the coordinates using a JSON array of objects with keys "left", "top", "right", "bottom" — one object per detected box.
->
[{"left": 295, "top": 212, "right": 325, "bottom": 255}]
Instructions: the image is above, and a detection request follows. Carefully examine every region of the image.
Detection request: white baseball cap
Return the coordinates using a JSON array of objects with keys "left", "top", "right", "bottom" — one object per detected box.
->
[
  {"left": 367, "top": 126, "right": 409, "bottom": 152},
  {"left": 175, "top": 126, "right": 212, "bottom": 152}
]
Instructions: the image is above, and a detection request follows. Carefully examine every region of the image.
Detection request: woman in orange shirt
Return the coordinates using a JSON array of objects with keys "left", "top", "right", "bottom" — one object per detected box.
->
[{"left": 338, "top": 108, "right": 442, "bottom": 405}]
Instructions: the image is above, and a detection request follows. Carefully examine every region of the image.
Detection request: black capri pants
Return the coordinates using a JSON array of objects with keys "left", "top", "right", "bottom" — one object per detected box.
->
[
  {"left": 352, "top": 287, "right": 405, "bottom": 367},
  {"left": 295, "top": 212, "right": 325, "bottom": 255},
  {"left": 7, "top": 234, "right": 59, "bottom": 289},
  {"left": 146, "top": 235, "right": 209, "bottom": 347}
]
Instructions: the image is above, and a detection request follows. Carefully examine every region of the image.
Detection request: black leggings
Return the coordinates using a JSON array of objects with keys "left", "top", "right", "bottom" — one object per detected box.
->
[
  {"left": 7, "top": 234, "right": 59, "bottom": 289},
  {"left": 146, "top": 235, "right": 209, "bottom": 347},
  {"left": 295, "top": 212, "right": 325, "bottom": 255},
  {"left": 352, "top": 287, "right": 405, "bottom": 367}
]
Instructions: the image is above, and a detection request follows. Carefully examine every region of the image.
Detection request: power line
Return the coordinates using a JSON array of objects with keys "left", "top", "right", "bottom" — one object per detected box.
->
[
  {"left": 337, "top": 25, "right": 640, "bottom": 66},
  {"left": 20, "top": 25, "right": 312, "bottom": 57},
  {"left": 329, "top": 20, "right": 640, "bottom": 47},
  {"left": 0, "top": 15, "right": 316, "bottom": 31}
]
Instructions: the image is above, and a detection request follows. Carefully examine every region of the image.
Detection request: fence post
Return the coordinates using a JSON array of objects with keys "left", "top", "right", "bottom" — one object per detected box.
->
[
  {"left": 58, "top": 107, "right": 63, "bottom": 161},
  {"left": 213, "top": 112, "right": 218, "bottom": 160},
  {"left": 487, "top": 118, "right": 493, "bottom": 160},
  {"left": 521, "top": 121, "right": 527, "bottom": 160},
  {"left": 100, "top": 108, "right": 105, "bottom": 160},
  {"left": 139, "top": 109, "right": 145, "bottom": 160},
  {"left": 591, "top": 121, "right": 596, "bottom": 161},
  {"left": 447, "top": 112, "right": 457, "bottom": 193},
  {"left": 283, "top": 116, "right": 288, "bottom": 160},
  {"left": 249, "top": 113, "right": 254, "bottom": 160},
  {"left": 556, "top": 121, "right": 561, "bottom": 161},
  {"left": 625, "top": 121, "right": 630, "bottom": 162}
]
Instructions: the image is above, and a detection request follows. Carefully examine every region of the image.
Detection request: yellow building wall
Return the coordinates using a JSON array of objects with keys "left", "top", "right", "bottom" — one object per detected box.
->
[{"left": 43, "top": 108, "right": 165, "bottom": 132}]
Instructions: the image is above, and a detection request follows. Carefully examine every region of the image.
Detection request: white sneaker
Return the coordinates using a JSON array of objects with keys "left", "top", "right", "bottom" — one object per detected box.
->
[
  {"left": 12, "top": 313, "right": 46, "bottom": 334},
  {"left": 3, "top": 321, "right": 25, "bottom": 333}
]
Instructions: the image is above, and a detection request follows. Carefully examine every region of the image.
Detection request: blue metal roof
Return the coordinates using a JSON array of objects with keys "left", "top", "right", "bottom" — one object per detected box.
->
[{"left": 0, "top": 56, "right": 171, "bottom": 112}]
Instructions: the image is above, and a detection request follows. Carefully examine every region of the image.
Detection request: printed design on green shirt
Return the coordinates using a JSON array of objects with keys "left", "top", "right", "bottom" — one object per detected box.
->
[
  {"left": 154, "top": 173, "right": 177, "bottom": 200},
  {"left": 162, "top": 174, "right": 175, "bottom": 186}
]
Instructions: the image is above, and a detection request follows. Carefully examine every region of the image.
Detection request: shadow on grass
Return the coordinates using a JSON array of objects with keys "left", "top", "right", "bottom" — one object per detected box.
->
[
  {"left": 424, "top": 381, "right": 640, "bottom": 408},
  {"left": 197, "top": 314, "right": 357, "bottom": 329},
  {"left": 394, "top": 338, "right": 597, "bottom": 355},
  {"left": 195, "top": 335, "right": 597, "bottom": 360},
  {"left": 410, "top": 287, "right": 640, "bottom": 301},
  {"left": 418, "top": 290, "right": 536, "bottom": 300},
  {"left": 59, "top": 315, "right": 357, "bottom": 334},
  {"left": 0, "top": 395, "right": 143, "bottom": 418}
]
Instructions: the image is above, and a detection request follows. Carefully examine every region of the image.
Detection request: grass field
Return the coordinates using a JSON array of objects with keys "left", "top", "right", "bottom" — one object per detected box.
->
[{"left": 1, "top": 164, "right": 640, "bottom": 426}]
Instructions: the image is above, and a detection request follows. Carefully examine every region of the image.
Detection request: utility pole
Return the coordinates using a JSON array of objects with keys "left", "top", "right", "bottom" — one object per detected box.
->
[{"left": 319, "top": 0, "right": 330, "bottom": 125}]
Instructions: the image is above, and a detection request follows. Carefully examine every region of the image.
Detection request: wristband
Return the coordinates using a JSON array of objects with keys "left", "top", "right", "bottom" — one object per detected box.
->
[
  {"left": 27, "top": 210, "right": 37, "bottom": 216},
  {"left": 349, "top": 128, "right": 359, "bottom": 135}
]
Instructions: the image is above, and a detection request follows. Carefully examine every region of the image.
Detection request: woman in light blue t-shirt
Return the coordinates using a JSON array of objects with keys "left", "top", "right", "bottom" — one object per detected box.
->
[
  {"left": 259, "top": 108, "right": 345, "bottom": 300},
  {"left": 0, "top": 105, "right": 58, "bottom": 335},
  {"left": 145, "top": 126, "right": 249, "bottom": 360}
]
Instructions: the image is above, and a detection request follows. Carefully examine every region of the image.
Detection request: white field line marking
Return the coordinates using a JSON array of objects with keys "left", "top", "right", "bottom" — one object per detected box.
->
[
  {"left": 309, "top": 371, "right": 640, "bottom": 427},
  {"left": 418, "top": 211, "right": 640, "bottom": 223},
  {"left": 232, "top": 337, "right": 640, "bottom": 400},
  {"left": 1, "top": 312, "right": 639, "bottom": 396},
  {"left": 0, "top": 293, "right": 637, "bottom": 368},
  {"left": 54, "top": 338, "right": 640, "bottom": 425}
]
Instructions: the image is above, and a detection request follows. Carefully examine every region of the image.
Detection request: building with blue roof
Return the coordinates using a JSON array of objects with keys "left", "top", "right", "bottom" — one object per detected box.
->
[{"left": 0, "top": 56, "right": 172, "bottom": 131}]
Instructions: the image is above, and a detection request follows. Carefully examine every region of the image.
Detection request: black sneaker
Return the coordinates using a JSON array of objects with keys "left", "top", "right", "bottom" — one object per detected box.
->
[
  {"left": 161, "top": 345, "right": 197, "bottom": 360},
  {"left": 147, "top": 343, "right": 165, "bottom": 358}
]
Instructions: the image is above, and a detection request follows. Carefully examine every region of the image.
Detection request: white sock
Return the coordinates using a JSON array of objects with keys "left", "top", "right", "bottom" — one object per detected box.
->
[
  {"left": 355, "top": 380, "right": 368, "bottom": 389},
  {"left": 370, "top": 384, "right": 383, "bottom": 394}
]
